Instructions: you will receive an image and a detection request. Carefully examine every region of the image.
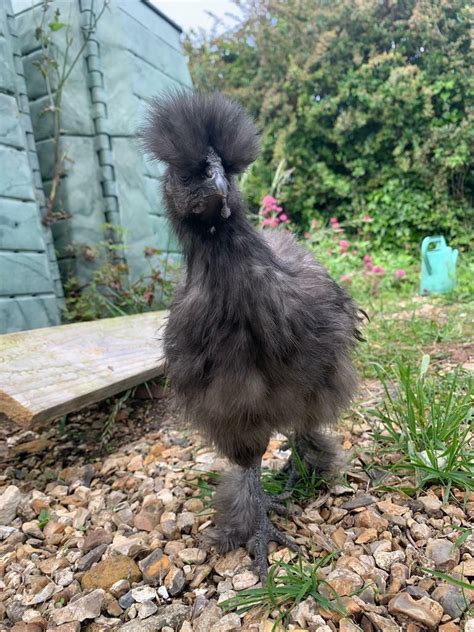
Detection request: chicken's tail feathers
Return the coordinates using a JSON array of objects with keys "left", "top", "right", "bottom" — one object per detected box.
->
[{"left": 141, "top": 90, "right": 260, "bottom": 175}]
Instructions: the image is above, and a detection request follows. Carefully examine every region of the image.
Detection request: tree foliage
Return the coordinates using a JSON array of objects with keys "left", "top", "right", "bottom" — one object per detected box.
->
[{"left": 186, "top": 0, "right": 473, "bottom": 249}]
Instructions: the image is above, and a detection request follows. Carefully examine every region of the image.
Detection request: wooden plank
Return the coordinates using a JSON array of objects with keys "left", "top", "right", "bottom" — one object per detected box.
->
[{"left": 0, "top": 311, "right": 167, "bottom": 426}]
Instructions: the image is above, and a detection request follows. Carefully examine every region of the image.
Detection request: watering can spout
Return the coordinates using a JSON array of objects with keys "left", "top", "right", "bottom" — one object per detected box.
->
[{"left": 420, "top": 235, "right": 458, "bottom": 295}]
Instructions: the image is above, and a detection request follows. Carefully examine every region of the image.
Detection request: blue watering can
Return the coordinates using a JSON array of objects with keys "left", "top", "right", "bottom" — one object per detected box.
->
[{"left": 420, "top": 236, "right": 458, "bottom": 295}]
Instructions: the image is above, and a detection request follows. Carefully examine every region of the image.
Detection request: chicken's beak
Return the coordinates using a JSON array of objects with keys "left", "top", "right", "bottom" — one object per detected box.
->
[{"left": 210, "top": 168, "right": 228, "bottom": 197}]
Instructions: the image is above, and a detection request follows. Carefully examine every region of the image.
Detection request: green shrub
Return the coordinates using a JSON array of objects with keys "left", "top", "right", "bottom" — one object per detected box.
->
[{"left": 187, "top": 0, "right": 473, "bottom": 250}]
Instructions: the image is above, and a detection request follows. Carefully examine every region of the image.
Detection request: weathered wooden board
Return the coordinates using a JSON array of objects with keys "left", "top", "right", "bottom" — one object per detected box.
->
[{"left": 0, "top": 310, "right": 167, "bottom": 425}]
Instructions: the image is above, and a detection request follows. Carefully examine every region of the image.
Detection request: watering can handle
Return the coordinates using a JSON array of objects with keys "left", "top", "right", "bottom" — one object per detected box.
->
[{"left": 421, "top": 236, "right": 446, "bottom": 276}]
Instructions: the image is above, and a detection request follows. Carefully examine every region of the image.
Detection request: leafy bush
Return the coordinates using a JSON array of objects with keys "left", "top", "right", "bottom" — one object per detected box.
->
[{"left": 187, "top": 0, "right": 473, "bottom": 250}]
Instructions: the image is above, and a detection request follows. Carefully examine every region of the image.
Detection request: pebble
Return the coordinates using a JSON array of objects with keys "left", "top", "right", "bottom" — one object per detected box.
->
[
  {"left": 139, "top": 549, "right": 171, "bottom": 585},
  {"left": 131, "top": 585, "right": 157, "bottom": 603},
  {"left": 420, "top": 495, "right": 443, "bottom": 515},
  {"left": 432, "top": 584, "right": 469, "bottom": 619},
  {"left": 137, "top": 600, "right": 158, "bottom": 619},
  {"left": 178, "top": 547, "right": 207, "bottom": 565},
  {"left": 232, "top": 570, "right": 259, "bottom": 591},
  {"left": 51, "top": 589, "right": 105, "bottom": 625},
  {"left": 81, "top": 555, "right": 141, "bottom": 590},
  {"left": 342, "top": 495, "right": 376, "bottom": 510},
  {"left": 321, "top": 569, "right": 364, "bottom": 597},
  {"left": 354, "top": 507, "right": 389, "bottom": 530},
  {"left": 210, "top": 612, "right": 241, "bottom": 631},
  {"left": 426, "top": 539, "right": 460, "bottom": 570},
  {"left": 0, "top": 486, "right": 22, "bottom": 525},
  {"left": 388, "top": 592, "right": 444, "bottom": 629},
  {"left": 164, "top": 566, "right": 186, "bottom": 595},
  {"left": 289, "top": 597, "right": 323, "bottom": 628},
  {"left": 81, "top": 528, "right": 112, "bottom": 554},
  {"left": 76, "top": 543, "right": 108, "bottom": 571},
  {"left": 374, "top": 549, "right": 405, "bottom": 571},
  {"left": 119, "top": 603, "right": 190, "bottom": 631},
  {"left": 193, "top": 602, "right": 222, "bottom": 632},
  {"left": 214, "top": 548, "right": 252, "bottom": 577}
]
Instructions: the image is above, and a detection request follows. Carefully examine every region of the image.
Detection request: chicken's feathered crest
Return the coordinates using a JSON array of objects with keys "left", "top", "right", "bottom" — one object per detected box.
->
[{"left": 142, "top": 91, "right": 260, "bottom": 175}]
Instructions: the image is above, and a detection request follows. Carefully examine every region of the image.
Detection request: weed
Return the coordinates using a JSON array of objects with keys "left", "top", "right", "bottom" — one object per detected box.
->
[
  {"left": 221, "top": 554, "right": 345, "bottom": 628},
  {"left": 38, "top": 508, "right": 51, "bottom": 530},
  {"left": 370, "top": 355, "right": 473, "bottom": 499}
]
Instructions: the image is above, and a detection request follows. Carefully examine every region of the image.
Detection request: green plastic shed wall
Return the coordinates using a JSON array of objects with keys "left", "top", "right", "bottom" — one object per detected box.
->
[{"left": 0, "top": 0, "right": 62, "bottom": 333}]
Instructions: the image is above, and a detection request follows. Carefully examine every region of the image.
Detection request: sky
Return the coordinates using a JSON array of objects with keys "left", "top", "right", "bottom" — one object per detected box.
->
[{"left": 152, "top": 0, "right": 240, "bottom": 34}]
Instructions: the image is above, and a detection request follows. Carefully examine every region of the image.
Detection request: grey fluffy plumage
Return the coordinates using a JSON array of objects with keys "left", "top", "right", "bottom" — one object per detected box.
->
[{"left": 143, "top": 91, "right": 362, "bottom": 560}]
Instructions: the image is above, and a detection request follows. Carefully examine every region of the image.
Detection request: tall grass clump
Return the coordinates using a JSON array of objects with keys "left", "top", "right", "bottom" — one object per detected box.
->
[
  {"left": 222, "top": 554, "right": 345, "bottom": 628},
  {"left": 371, "top": 355, "right": 473, "bottom": 499}
]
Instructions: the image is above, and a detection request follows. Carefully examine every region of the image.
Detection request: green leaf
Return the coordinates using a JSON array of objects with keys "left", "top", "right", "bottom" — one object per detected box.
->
[{"left": 49, "top": 21, "right": 68, "bottom": 32}]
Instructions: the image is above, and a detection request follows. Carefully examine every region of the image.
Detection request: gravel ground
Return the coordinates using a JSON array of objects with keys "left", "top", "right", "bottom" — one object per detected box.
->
[{"left": 0, "top": 379, "right": 473, "bottom": 632}]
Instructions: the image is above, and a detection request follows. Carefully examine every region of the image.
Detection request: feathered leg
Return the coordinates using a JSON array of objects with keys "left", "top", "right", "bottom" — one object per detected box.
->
[
  {"left": 207, "top": 461, "right": 298, "bottom": 581},
  {"left": 278, "top": 430, "right": 342, "bottom": 496}
]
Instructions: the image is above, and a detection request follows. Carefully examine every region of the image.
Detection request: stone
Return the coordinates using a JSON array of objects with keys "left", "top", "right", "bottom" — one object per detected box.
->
[
  {"left": 25, "top": 582, "right": 56, "bottom": 605},
  {"left": 178, "top": 547, "right": 206, "bottom": 565},
  {"left": 289, "top": 597, "right": 322, "bottom": 628},
  {"left": 54, "top": 569, "right": 74, "bottom": 587},
  {"left": 137, "top": 601, "right": 158, "bottom": 619},
  {"left": 210, "top": 612, "right": 241, "bottom": 631},
  {"left": 82, "top": 528, "right": 112, "bottom": 554},
  {"left": 76, "top": 544, "right": 108, "bottom": 571},
  {"left": 454, "top": 558, "right": 474, "bottom": 576},
  {"left": 177, "top": 511, "right": 195, "bottom": 534},
  {"left": 439, "top": 624, "right": 460, "bottom": 632},
  {"left": 354, "top": 508, "right": 389, "bottom": 531},
  {"left": 214, "top": 548, "right": 252, "bottom": 577},
  {"left": 134, "top": 510, "right": 161, "bottom": 532},
  {"left": 0, "top": 486, "right": 22, "bottom": 525},
  {"left": 431, "top": 584, "right": 469, "bottom": 619},
  {"left": 355, "top": 528, "right": 378, "bottom": 544},
  {"left": 365, "top": 612, "right": 399, "bottom": 632},
  {"left": 387, "top": 563, "right": 409, "bottom": 594},
  {"left": 118, "top": 591, "right": 135, "bottom": 610},
  {"left": 160, "top": 511, "right": 178, "bottom": 539},
  {"left": 109, "top": 579, "right": 130, "bottom": 598},
  {"left": 374, "top": 549, "right": 405, "bottom": 571},
  {"left": 118, "top": 603, "right": 190, "bottom": 632},
  {"left": 131, "top": 586, "right": 157, "bottom": 603},
  {"left": 81, "top": 555, "right": 141, "bottom": 590},
  {"left": 388, "top": 592, "right": 443, "bottom": 629},
  {"left": 127, "top": 455, "right": 143, "bottom": 472},
  {"left": 51, "top": 589, "right": 106, "bottom": 625},
  {"left": 22, "top": 521, "right": 44, "bottom": 540},
  {"left": 409, "top": 521, "right": 432, "bottom": 541},
  {"left": 139, "top": 549, "right": 171, "bottom": 585},
  {"left": 184, "top": 498, "right": 204, "bottom": 512},
  {"left": 426, "top": 539, "right": 460, "bottom": 570},
  {"left": 164, "top": 566, "right": 186, "bottom": 596},
  {"left": 52, "top": 624, "right": 81, "bottom": 632},
  {"left": 232, "top": 570, "right": 259, "bottom": 591},
  {"left": 419, "top": 494, "right": 443, "bottom": 515},
  {"left": 104, "top": 593, "right": 123, "bottom": 617},
  {"left": 321, "top": 569, "right": 364, "bottom": 598},
  {"left": 340, "top": 620, "right": 363, "bottom": 632},
  {"left": 11, "top": 625, "right": 42, "bottom": 632},
  {"left": 342, "top": 495, "right": 376, "bottom": 510},
  {"left": 193, "top": 603, "right": 222, "bottom": 632},
  {"left": 464, "top": 620, "right": 474, "bottom": 632}
]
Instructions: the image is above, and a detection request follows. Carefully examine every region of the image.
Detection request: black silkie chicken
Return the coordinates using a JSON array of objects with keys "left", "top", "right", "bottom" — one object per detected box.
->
[{"left": 143, "top": 92, "right": 362, "bottom": 579}]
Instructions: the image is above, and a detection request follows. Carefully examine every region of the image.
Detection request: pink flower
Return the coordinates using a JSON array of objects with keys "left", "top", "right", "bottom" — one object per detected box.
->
[
  {"left": 262, "top": 195, "right": 278, "bottom": 209},
  {"left": 310, "top": 219, "right": 321, "bottom": 229},
  {"left": 363, "top": 214, "right": 372, "bottom": 222},
  {"left": 339, "top": 239, "right": 349, "bottom": 253},
  {"left": 330, "top": 217, "right": 339, "bottom": 225},
  {"left": 262, "top": 217, "right": 279, "bottom": 228},
  {"left": 279, "top": 213, "right": 288, "bottom": 222},
  {"left": 363, "top": 254, "right": 372, "bottom": 264},
  {"left": 372, "top": 265, "right": 385, "bottom": 275},
  {"left": 394, "top": 269, "right": 406, "bottom": 279},
  {"left": 143, "top": 290, "right": 154, "bottom": 305},
  {"left": 340, "top": 274, "right": 352, "bottom": 283},
  {"left": 304, "top": 232, "right": 311, "bottom": 239}
]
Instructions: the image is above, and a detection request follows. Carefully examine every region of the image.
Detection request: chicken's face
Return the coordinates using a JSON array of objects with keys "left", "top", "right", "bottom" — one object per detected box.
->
[{"left": 164, "top": 148, "right": 231, "bottom": 225}]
